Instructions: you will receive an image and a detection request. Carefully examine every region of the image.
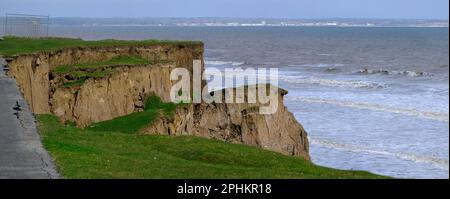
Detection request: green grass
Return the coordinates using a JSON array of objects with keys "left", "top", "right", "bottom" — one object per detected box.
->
[
  {"left": 53, "top": 56, "right": 167, "bottom": 88},
  {"left": 72, "top": 67, "right": 115, "bottom": 78},
  {"left": 36, "top": 97, "right": 385, "bottom": 179},
  {"left": 52, "top": 56, "right": 158, "bottom": 74},
  {"left": 87, "top": 95, "right": 178, "bottom": 134},
  {"left": 57, "top": 67, "right": 115, "bottom": 88},
  {"left": 144, "top": 95, "right": 178, "bottom": 118},
  {"left": 62, "top": 78, "right": 87, "bottom": 88},
  {"left": 0, "top": 36, "right": 202, "bottom": 56}
]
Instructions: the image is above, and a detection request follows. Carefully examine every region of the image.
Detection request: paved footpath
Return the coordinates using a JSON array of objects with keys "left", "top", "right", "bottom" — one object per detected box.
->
[{"left": 0, "top": 58, "right": 59, "bottom": 179}]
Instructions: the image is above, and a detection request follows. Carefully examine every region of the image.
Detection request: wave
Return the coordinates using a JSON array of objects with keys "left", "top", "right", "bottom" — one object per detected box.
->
[
  {"left": 354, "top": 68, "right": 434, "bottom": 77},
  {"left": 286, "top": 96, "right": 449, "bottom": 122},
  {"left": 317, "top": 53, "right": 337, "bottom": 56},
  {"left": 425, "top": 88, "right": 450, "bottom": 95},
  {"left": 310, "top": 137, "right": 449, "bottom": 171},
  {"left": 301, "top": 63, "right": 345, "bottom": 68},
  {"left": 205, "top": 60, "right": 245, "bottom": 66},
  {"left": 325, "top": 67, "right": 341, "bottom": 72},
  {"left": 280, "top": 76, "right": 388, "bottom": 89}
]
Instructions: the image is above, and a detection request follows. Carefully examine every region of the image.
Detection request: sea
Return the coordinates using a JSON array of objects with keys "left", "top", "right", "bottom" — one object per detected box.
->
[{"left": 48, "top": 26, "right": 449, "bottom": 179}]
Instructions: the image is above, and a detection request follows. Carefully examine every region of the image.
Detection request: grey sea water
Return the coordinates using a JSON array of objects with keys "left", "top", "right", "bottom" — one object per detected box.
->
[{"left": 49, "top": 26, "right": 449, "bottom": 179}]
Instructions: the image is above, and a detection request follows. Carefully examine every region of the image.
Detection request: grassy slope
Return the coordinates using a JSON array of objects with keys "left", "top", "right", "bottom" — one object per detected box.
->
[
  {"left": 0, "top": 36, "right": 202, "bottom": 56},
  {"left": 53, "top": 55, "right": 157, "bottom": 74},
  {"left": 52, "top": 56, "right": 165, "bottom": 88},
  {"left": 3, "top": 36, "right": 384, "bottom": 179},
  {"left": 36, "top": 97, "right": 384, "bottom": 179},
  {"left": 87, "top": 95, "right": 177, "bottom": 134}
]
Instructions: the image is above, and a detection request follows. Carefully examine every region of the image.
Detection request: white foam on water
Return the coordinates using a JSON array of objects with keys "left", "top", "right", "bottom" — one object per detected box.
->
[
  {"left": 301, "top": 63, "right": 345, "bottom": 68},
  {"left": 205, "top": 60, "right": 245, "bottom": 66},
  {"left": 281, "top": 76, "right": 388, "bottom": 89},
  {"left": 317, "top": 54, "right": 337, "bottom": 56},
  {"left": 286, "top": 96, "right": 449, "bottom": 122},
  {"left": 310, "top": 137, "right": 449, "bottom": 171},
  {"left": 354, "top": 68, "right": 434, "bottom": 77}
]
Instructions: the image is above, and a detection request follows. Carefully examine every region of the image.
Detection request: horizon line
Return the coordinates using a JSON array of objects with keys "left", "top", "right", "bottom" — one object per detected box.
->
[{"left": 0, "top": 14, "right": 448, "bottom": 21}]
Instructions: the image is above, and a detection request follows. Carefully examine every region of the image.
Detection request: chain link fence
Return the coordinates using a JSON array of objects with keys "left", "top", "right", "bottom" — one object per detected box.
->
[{"left": 3, "top": 13, "right": 49, "bottom": 37}]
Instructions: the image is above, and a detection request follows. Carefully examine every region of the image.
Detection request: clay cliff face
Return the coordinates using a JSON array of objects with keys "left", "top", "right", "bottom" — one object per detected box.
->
[
  {"left": 142, "top": 86, "right": 310, "bottom": 160},
  {"left": 51, "top": 64, "right": 177, "bottom": 127},
  {"left": 4, "top": 43, "right": 310, "bottom": 160},
  {"left": 5, "top": 45, "right": 204, "bottom": 115}
]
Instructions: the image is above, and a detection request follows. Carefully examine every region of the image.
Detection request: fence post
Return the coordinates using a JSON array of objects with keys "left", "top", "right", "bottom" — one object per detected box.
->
[
  {"left": 46, "top": 16, "right": 49, "bottom": 37},
  {"left": 4, "top": 13, "right": 8, "bottom": 35}
]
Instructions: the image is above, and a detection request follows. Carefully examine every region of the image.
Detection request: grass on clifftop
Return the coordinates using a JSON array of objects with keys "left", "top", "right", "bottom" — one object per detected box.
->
[
  {"left": 53, "top": 56, "right": 168, "bottom": 88},
  {"left": 36, "top": 99, "right": 384, "bottom": 179},
  {"left": 0, "top": 36, "right": 202, "bottom": 56},
  {"left": 53, "top": 56, "right": 155, "bottom": 74}
]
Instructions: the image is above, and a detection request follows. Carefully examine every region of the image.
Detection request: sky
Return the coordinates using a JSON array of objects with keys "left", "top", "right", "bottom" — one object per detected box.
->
[{"left": 0, "top": 0, "right": 448, "bottom": 19}]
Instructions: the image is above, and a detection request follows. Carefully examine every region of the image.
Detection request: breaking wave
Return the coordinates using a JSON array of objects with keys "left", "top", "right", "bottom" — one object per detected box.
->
[
  {"left": 280, "top": 76, "right": 388, "bottom": 89},
  {"left": 310, "top": 138, "right": 449, "bottom": 171},
  {"left": 354, "top": 68, "right": 434, "bottom": 77},
  {"left": 205, "top": 60, "right": 245, "bottom": 66},
  {"left": 286, "top": 96, "right": 449, "bottom": 122},
  {"left": 301, "top": 63, "right": 345, "bottom": 68}
]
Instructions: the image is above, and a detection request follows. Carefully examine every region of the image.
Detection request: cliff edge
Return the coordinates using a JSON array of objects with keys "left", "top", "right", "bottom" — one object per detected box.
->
[{"left": 2, "top": 37, "right": 309, "bottom": 160}]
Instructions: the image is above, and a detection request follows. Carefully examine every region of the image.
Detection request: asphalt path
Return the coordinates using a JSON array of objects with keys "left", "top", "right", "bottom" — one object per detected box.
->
[{"left": 0, "top": 57, "right": 59, "bottom": 179}]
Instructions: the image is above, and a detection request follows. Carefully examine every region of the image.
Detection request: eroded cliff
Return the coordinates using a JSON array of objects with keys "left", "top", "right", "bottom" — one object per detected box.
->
[
  {"left": 4, "top": 44, "right": 204, "bottom": 115},
  {"left": 143, "top": 86, "right": 310, "bottom": 160},
  {"left": 3, "top": 40, "right": 310, "bottom": 159}
]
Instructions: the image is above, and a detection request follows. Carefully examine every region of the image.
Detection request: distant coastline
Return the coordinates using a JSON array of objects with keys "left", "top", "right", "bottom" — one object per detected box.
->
[{"left": 1, "top": 17, "right": 447, "bottom": 28}]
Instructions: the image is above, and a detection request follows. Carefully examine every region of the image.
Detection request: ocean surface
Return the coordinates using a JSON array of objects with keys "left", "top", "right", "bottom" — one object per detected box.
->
[{"left": 49, "top": 26, "right": 449, "bottom": 179}]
